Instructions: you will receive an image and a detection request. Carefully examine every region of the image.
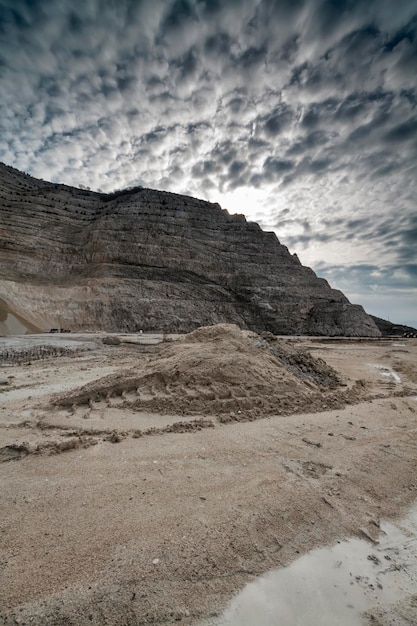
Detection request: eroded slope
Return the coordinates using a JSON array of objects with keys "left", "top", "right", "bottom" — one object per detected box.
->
[{"left": 0, "top": 162, "right": 379, "bottom": 336}]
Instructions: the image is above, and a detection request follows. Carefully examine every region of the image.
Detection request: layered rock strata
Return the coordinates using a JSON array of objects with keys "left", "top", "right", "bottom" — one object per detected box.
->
[{"left": 0, "top": 162, "right": 380, "bottom": 336}]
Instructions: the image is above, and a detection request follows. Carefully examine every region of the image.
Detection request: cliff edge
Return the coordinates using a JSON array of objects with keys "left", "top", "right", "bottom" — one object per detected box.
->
[{"left": 0, "top": 162, "right": 380, "bottom": 336}]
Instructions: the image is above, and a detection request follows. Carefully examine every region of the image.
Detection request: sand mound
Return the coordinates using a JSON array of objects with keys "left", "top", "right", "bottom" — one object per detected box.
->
[
  {"left": 179, "top": 322, "right": 254, "bottom": 344},
  {"left": 55, "top": 324, "right": 348, "bottom": 417}
]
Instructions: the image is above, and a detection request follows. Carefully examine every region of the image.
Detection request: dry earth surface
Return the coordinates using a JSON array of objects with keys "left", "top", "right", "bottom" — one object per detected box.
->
[{"left": 1, "top": 326, "right": 417, "bottom": 625}]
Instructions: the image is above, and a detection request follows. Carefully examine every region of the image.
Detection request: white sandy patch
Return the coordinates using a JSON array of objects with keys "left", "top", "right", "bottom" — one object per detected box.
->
[{"left": 371, "top": 364, "right": 401, "bottom": 384}]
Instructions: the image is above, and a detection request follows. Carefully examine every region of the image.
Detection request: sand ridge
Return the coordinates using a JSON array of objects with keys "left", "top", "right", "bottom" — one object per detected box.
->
[{"left": 53, "top": 324, "right": 363, "bottom": 421}]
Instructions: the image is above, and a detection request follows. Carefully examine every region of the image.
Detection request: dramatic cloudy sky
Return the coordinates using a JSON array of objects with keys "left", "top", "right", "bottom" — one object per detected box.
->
[{"left": 1, "top": 0, "right": 416, "bottom": 325}]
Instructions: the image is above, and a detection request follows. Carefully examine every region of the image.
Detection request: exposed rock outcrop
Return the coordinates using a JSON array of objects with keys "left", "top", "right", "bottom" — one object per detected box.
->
[{"left": 0, "top": 162, "right": 380, "bottom": 336}]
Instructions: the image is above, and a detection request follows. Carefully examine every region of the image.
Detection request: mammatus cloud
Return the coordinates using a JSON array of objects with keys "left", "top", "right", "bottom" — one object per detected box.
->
[{"left": 0, "top": 0, "right": 416, "bottom": 323}]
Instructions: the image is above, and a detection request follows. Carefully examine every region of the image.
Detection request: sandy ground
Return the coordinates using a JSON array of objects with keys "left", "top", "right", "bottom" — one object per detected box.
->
[{"left": 1, "top": 329, "right": 417, "bottom": 625}]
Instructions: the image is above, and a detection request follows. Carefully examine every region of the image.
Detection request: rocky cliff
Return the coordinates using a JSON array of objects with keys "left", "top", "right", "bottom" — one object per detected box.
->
[{"left": 0, "top": 162, "right": 380, "bottom": 336}]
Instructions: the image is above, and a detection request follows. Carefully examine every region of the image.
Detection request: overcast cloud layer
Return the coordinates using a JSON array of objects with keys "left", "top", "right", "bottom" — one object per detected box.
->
[{"left": 0, "top": 0, "right": 416, "bottom": 325}]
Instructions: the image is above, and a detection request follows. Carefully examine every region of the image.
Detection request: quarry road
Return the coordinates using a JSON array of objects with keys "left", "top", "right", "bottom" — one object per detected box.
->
[{"left": 0, "top": 331, "right": 416, "bottom": 625}]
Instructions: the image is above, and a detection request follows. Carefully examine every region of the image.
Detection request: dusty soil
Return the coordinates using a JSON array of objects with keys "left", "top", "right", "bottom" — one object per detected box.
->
[{"left": 1, "top": 326, "right": 417, "bottom": 625}]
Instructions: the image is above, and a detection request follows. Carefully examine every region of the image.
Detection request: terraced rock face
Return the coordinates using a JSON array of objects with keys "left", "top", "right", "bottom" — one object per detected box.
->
[{"left": 0, "top": 162, "right": 380, "bottom": 336}]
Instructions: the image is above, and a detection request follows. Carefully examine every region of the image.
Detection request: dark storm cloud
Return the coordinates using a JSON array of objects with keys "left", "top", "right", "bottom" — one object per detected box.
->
[
  {"left": 191, "top": 159, "right": 219, "bottom": 177},
  {"left": 228, "top": 96, "right": 246, "bottom": 113},
  {"left": 263, "top": 157, "right": 294, "bottom": 174},
  {"left": 210, "top": 141, "right": 237, "bottom": 165},
  {"left": 315, "top": 262, "right": 417, "bottom": 299},
  {"left": 235, "top": 44, "right": 268, "bottom": 71},
  {"left": 204, "top": 32, "right": 233, "bottom": 56},
  {"left": 186, "top": 120, "right": 212, "bottom": 135},
  {"left": 283, "top": 212, "right": 417, "bottom": 268},
  {"left": 228, "top": 160, "right": 246, "bottom": 177},
  {"left": 300, "top": 99, "right": 338, "bottom": 128},
  {"left": 169, "top": 47, "right": 200, "bottom": 82},
  {"left": 287, "top": 130, "right": 330, "bottom": 155},
  {"left": 160, "top": 0, "right": 198, "bottom": 34},
  {"left": 247, "top": 137, "right": 271, "bottom": 152},
  {"left": 316, "top": 262, "right": 416, "bottom": 290},
  {"left": 383, "top": 117, "right": 417, "bottom": 142},
  {"left": 256, "top": 104, "right": 294, "bottom": 137},
  {"left": 142, "top": 125, "right": 179, "bottom": 144},
  {"left": 260, "top": 157, "right": 295, "bottom": 184}
]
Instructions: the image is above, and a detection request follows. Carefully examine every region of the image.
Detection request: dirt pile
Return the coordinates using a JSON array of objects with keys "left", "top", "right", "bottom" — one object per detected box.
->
[{"left": 55, "top": 324, "right": 353, "bottom": 417}]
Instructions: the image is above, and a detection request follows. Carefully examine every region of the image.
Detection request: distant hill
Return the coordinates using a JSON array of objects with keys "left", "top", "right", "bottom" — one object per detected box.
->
[
  {"left": 0, "top": 162, "right": 380, "bottom": 336},
  {"left": 371, "top": 316, "right": 417, "bottom": 337}
]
